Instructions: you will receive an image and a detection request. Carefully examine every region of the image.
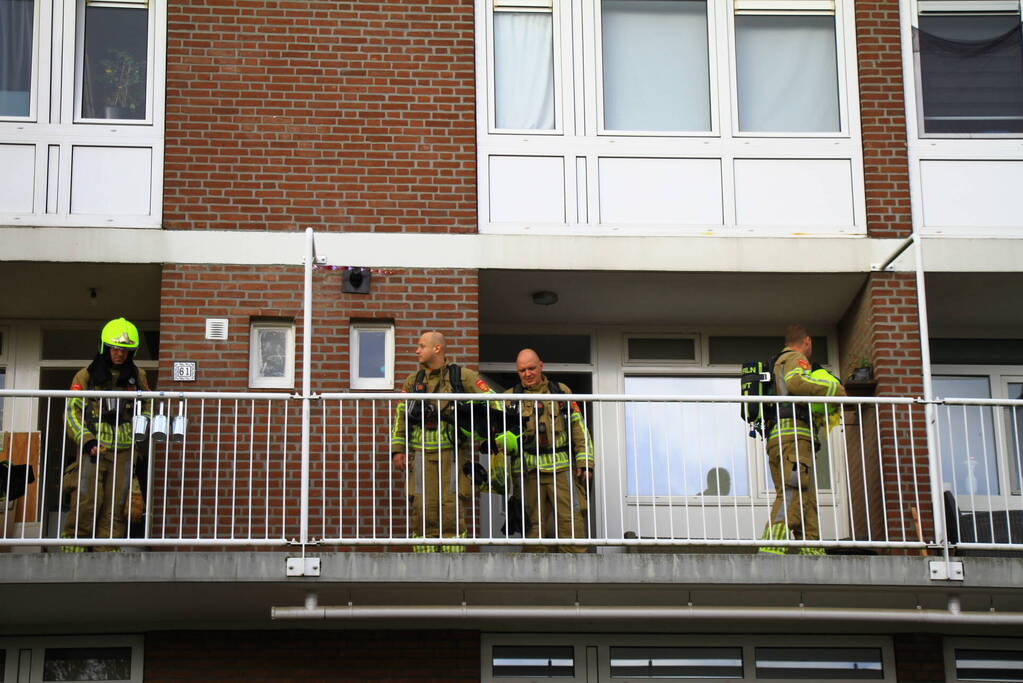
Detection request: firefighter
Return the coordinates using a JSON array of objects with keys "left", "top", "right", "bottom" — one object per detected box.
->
[
  {"left": 759, "top": 325, "right": 844, "bottom": 556},
  {"left": 504, "top": 348, "right": 594, "bottom": 553},
  {"left": 390, "top": 331, "right": 496, "bottom": 552},
  {"left": 62, "top": 318, "right": 151, "bottom": 552}
]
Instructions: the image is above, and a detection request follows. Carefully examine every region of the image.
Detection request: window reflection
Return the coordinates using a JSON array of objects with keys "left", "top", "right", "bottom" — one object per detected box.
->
[
  {"left": 624, "top": 376, "right": 749, "bottom": 496},
  {"left": 81, "top": 5, "right": 148, "bottom": 120},
  {"left": 935, "top": 376, "right": 999, "bottom": 496}
]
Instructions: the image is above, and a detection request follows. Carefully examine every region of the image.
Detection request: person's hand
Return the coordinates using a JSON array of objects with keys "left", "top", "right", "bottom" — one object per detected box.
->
[
  {"left": 392, "top": 451, "right": 406, "bottom": 472},
  {"left": 576, "top": 467, "right": 592, "bottom": 483}
]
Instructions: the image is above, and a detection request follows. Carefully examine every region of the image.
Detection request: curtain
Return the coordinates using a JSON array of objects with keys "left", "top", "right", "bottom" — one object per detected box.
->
[
  {"left": 918, "top": 14, "right": 1023, "bottom": 134},
  {"left": 601, "top": 0, "right": 710, "bottom": 132},
  {"left": 735, "top": 14, "right": 840, "bottom": 133},
  {"left": 494, "top": 11, "right": 555, "bottom": 129},
  {"left": 0, "top": 0, "right": 34, "bottom": 117}
]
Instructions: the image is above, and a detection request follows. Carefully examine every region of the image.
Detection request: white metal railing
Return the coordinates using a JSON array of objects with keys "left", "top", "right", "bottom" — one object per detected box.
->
[{"left": 2, "top": 389, "right": 1021, "bottom": 553}]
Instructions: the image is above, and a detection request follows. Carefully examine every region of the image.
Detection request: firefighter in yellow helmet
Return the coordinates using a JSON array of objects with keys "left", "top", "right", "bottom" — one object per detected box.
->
[
  {"left": 759, "top": 325, "right": 844, "bottom": 556},
  {"left": 62, "top": 318, "right": 151, "bottom": 552}
]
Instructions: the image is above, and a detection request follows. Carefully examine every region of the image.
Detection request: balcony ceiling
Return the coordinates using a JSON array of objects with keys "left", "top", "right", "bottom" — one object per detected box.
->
[
  {"left": 480, "top": 271, "right": 867, "bottom": 327},
  {"left": 0, "top": 262, "right": 160, "bottom": 320}
]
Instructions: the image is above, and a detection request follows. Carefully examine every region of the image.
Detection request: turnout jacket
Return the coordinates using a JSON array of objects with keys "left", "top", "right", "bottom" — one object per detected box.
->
[
  {"left": 66, "top": 364, "right": 152, "bottom": 455},
  {"left": 768, "top": 348, "right": 845, "bottom": 441},
  {"left": 390, "top": 364, "right": 495, "bottom": 456},
  {"left": 506, "top": 377, "right": 594, "bottom": 474}
]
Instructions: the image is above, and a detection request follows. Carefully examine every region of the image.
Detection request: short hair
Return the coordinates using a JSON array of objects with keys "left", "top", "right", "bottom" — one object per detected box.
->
[
  {"left": 785, "top": 324, "right": 810, "bottom": 346},
  {"left": 423, "top": 330, "right": 446, "bottom": 353}
]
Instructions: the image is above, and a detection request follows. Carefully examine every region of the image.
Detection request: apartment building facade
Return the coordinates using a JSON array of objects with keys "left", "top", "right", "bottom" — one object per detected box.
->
[{"left": 1, "top": 0, "right": 1022, "bottom": 680}]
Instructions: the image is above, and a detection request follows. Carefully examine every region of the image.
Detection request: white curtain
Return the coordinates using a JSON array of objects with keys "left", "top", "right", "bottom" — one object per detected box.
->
[
  {"left": 735, "top": 14, "right": 840, "bottom": 133},
  {"left": 0, "top": 0, "right": 34, "bottom": 117},
  {"left": 494, "top": 11, "right": 555, "bottom": 129},
  {"left": 601, "top": 0, "right": 710, "bottom": 132}
]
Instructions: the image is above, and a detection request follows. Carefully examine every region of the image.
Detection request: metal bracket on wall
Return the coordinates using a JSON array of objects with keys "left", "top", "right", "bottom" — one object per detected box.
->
[
  {"left": 929, "top": 559, "right": 964, "bottom": 581},
  {"left": 286, "top": 557, "right": 321, "bottom": 577}
]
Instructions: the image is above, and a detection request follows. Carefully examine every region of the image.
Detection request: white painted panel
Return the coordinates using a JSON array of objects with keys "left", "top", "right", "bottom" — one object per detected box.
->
[
  {"left": 0, "top": 145, "right": 36, "bottom": 213},
  {"left": 734, "top": 158, "right": 854, "bottom": 228},
  {"left": 598, "top": 157, "right": 722, "bottom": 224},
  {"left": 70, "top": 146, "right": 153, "bottom": 216},
  {"left": 489, "top": 155, "right": 565, "bottom": 223},
  {"left": 921, "top": 160, "right": 1023, "bottom": 230}
]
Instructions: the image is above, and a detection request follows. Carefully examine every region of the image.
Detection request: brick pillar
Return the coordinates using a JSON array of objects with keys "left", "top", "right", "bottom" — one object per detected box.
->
[{"left": 893, "top": 634, "right": 946, "bottom": 682}]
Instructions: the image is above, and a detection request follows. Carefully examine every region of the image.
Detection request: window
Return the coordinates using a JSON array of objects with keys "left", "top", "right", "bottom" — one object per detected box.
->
[
  {"left": 0, "top": 327, "right": 7, "bottom": 428},
  {"left": 754, "top": 646, "right": 884, "bottom": 679},
  {"left": 600, "top": 0, "right": 711, "bottom": 132},
  {"left": 249, "top": 320, "right": 295, "bottom": 389},
  {"left": 492, "top": 0, "right": 555, "bottom": 130},
  {"left": 492, "top": 645, "right": 575, "bottom": 678},
  {"left": 916, "top": 2, "right": 1023, "bottom": 135},
  {"left": 610, "top": 646, "right": 743, "bottom": 678},
  {"left": 0, "top": 0, "right": 35, "bottom": 118},
  {"left": 734, "top": 1, "right": 841, "bottom": 133},
  {"left": 624, "top": 375, "right": 750, "bottom": 497},
  {"left": 0, "top": 636, "right": 143, "bottom": 683},
  {"left": 78, "top": 0, "right": 150, "bottom": 121},
  {"left": 349, "top": 322, "right": 394, "bottom": 390},
  {"left": 626, "top": 336, "right": 697, "bottom": 363},
  {"left": 946, "top": 638, "right": 1023, "bottom": 682}
]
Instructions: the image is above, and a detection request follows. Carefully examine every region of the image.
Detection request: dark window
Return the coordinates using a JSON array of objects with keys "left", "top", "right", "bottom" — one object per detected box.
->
[
  {"left": 43, "top": 647, "right": 132, "bottom": 681},
  {"left": 918, "top": 13, "right": 1023, "bottom": 134},
  {"left": 492, "top": 645, "right": 575, "bottom": 678},
  {"left": 610, "top": 646, "right": 742, "bottom": 678},
  {"left": 932, "top": 338, "right": 1023, "bottom": 365},
  {"left": 955, "top": 647, "right": 1023, "bottom": 681},
  {"left": 754, "top": 647, "right": 883, "bottom": 679},
  {"left": 627, "top": 337, "right": 696, "bottom": 362}
]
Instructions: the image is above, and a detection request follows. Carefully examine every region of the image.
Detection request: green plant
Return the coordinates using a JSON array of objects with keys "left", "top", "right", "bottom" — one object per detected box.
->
[
  {"left": 99, "top": 49, "right": 144, "bottom": 110},
  {"left": 856, "top": 356, "right": 872, "bottom": 369}
]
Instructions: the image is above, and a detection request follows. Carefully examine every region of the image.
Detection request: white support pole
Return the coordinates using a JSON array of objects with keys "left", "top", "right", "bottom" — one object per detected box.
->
[{"left": 301, "top": 228, "right": 314, "bottom": 551}]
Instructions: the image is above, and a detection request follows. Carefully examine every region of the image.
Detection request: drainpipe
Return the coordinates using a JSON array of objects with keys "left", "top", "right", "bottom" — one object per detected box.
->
[{"left": 271, "top": 596, "right": 1023, "bottom": 625}]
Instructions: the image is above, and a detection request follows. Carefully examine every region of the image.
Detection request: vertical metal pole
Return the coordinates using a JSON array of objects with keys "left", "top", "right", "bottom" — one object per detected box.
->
[
  {"left": 908, "top": 233, "right": 947, "bottom": 561},
  {"left": 301, "top": 228, "right": 314, "bottom": 552}
]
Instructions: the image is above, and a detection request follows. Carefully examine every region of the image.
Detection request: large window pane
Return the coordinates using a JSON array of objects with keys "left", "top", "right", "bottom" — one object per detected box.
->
[
  {"left": 955, "top": 647, "right": 1023, "bottom": 682},
  {"left": 935, "top": 376, "right": 999, "bottom": 496},
  {"left": 601, "top": 0, "right": 710, "bottom": 131},
  {"left": 918, "top": 13, "right": 1023, "bottom": 134},
  {"left": 493, "top": 646, "right": 574, "bottom": 678},
  {"left": 735, "top": 14, "right": 840, "bottom": 132},
  {"left": 494, "top": 12, "right": 554, "bottom": 129},
  {"left": 755, "top": 647, "right": 883, "bottom": 679},
  {"left": 81, "top": 5, "right": 148, "bottom": 120},
  {"left": 624, "top": 376, "right": 749, "bottom": 496},
  {"left": 0, "top": 0, "right": 34, "bottom": 117}
]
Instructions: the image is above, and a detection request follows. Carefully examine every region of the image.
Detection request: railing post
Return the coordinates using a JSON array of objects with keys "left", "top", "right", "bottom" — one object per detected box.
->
[{"left": 300, "top": 228, "right": 315, "bottom": 552}]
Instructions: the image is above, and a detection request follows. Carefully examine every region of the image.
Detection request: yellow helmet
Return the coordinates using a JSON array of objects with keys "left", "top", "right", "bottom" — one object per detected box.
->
[{"left": 99, "top": 317, "right": 140, "bottom": 352}]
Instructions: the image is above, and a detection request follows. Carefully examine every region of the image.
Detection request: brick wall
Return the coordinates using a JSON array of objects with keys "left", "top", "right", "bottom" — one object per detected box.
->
[
  {"left": 163, "top": 0, "right": 477, "bottom": 233},
  {"left": 144, "top": 630, "right": 481, "bottom": 681},
  {"left": 855, "top": 0, "right": 912, "bottom": 238},
  {"left": 839, "top": 272, "right": 932, "bottom": 544},
  {"left": 153, "top": 264, "right": 479, "bottom": 544},
  {"left": 893, "top": 634, "right": 946, "bottom": 682}
]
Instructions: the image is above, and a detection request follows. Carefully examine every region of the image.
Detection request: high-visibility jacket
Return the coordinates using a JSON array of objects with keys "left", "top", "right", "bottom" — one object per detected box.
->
[
  {"left": 505, "top": 377, "right": 594, "bottom": 474},
  {"left": 767, "top": 348, "right": 844, "bottom": 441},
  {"left": 66, "top": 365, "right": 151, "bottom": 454},
  {"left": 390, "top": 364, "right": 495, "bottom": 456}
]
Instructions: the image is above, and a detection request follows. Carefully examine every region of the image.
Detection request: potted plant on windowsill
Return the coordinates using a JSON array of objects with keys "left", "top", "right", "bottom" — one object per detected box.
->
[
  {"left": 850, "top": 357, "right": 873, "bottom": 383},
  {"left": 100, "top": 49, "right": 144, "bottom": 119}
]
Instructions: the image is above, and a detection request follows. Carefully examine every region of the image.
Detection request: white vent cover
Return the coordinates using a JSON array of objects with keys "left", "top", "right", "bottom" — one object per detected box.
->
[{"left": 205, "top": 318, "right": 229, "bottom": 341}]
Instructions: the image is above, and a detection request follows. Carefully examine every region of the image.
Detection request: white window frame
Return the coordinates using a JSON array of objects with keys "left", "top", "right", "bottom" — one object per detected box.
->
[
  {"left": 934, "top": 364, "right": 1023, "bottom": 507},
  {"left": 910, "top": 0, "right": 1023, "bottom": 139},
  {"left": 728, "top": 0, "right": 850, "bottom": 138},
  {"left": 73, "top": 0, "right": 155, "bottom": 125},
  {"left": 482, "top": 633, "right": 897, "bottom": 683},
  {"left": 349, "top": 321, "right": 395, "bottom": 390},
  {"left": 0, "top": 634, "right": 144, "bottom": 683},
  {"left": 248, "top": 320, "right": 296, "bottom": 390},
  {"left": 0, "top": 0, "right": 43, "bottom": 123},
  {"left": 944, "top": 636, "right": 1023, "bottom": 682}
]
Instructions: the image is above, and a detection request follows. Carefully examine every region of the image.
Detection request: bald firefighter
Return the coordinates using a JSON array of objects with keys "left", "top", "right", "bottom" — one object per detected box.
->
[
  {"left": 391, "top": 331, "right": 496, "bottom": 552},
  {"left": 63, "top": 318, "right": 151, "bottom": 552},
  {"left": 759, "top": 324, "right": 844, "bottom": 555},
  {"left": 504, "top": 349, "right": 594, "bottom": 553}
]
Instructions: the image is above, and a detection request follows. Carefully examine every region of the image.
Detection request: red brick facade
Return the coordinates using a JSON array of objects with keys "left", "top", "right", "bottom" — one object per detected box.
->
[
  {"left": 163, "top": 0, "right": 478, "bottom": 233},
  {"left": 855, "top": 0, "right": 913, "bottom": 239},
  {"left": 144, "top": 630, "right": 481, "bottom": 681}
]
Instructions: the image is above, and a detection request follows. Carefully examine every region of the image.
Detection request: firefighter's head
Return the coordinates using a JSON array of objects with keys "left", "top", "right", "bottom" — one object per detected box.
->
[
  {"left": 515, "top": 348, "right": 544, "bottom": 388},
  {"left": 99, "top": 317, "right": 140, "bottom": 365},
  {"left": 785, "top": 324, "right": 812, "bottom": 358},
  {"left": 416, "top": 331, "right": 446, "bottom": 369}
]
